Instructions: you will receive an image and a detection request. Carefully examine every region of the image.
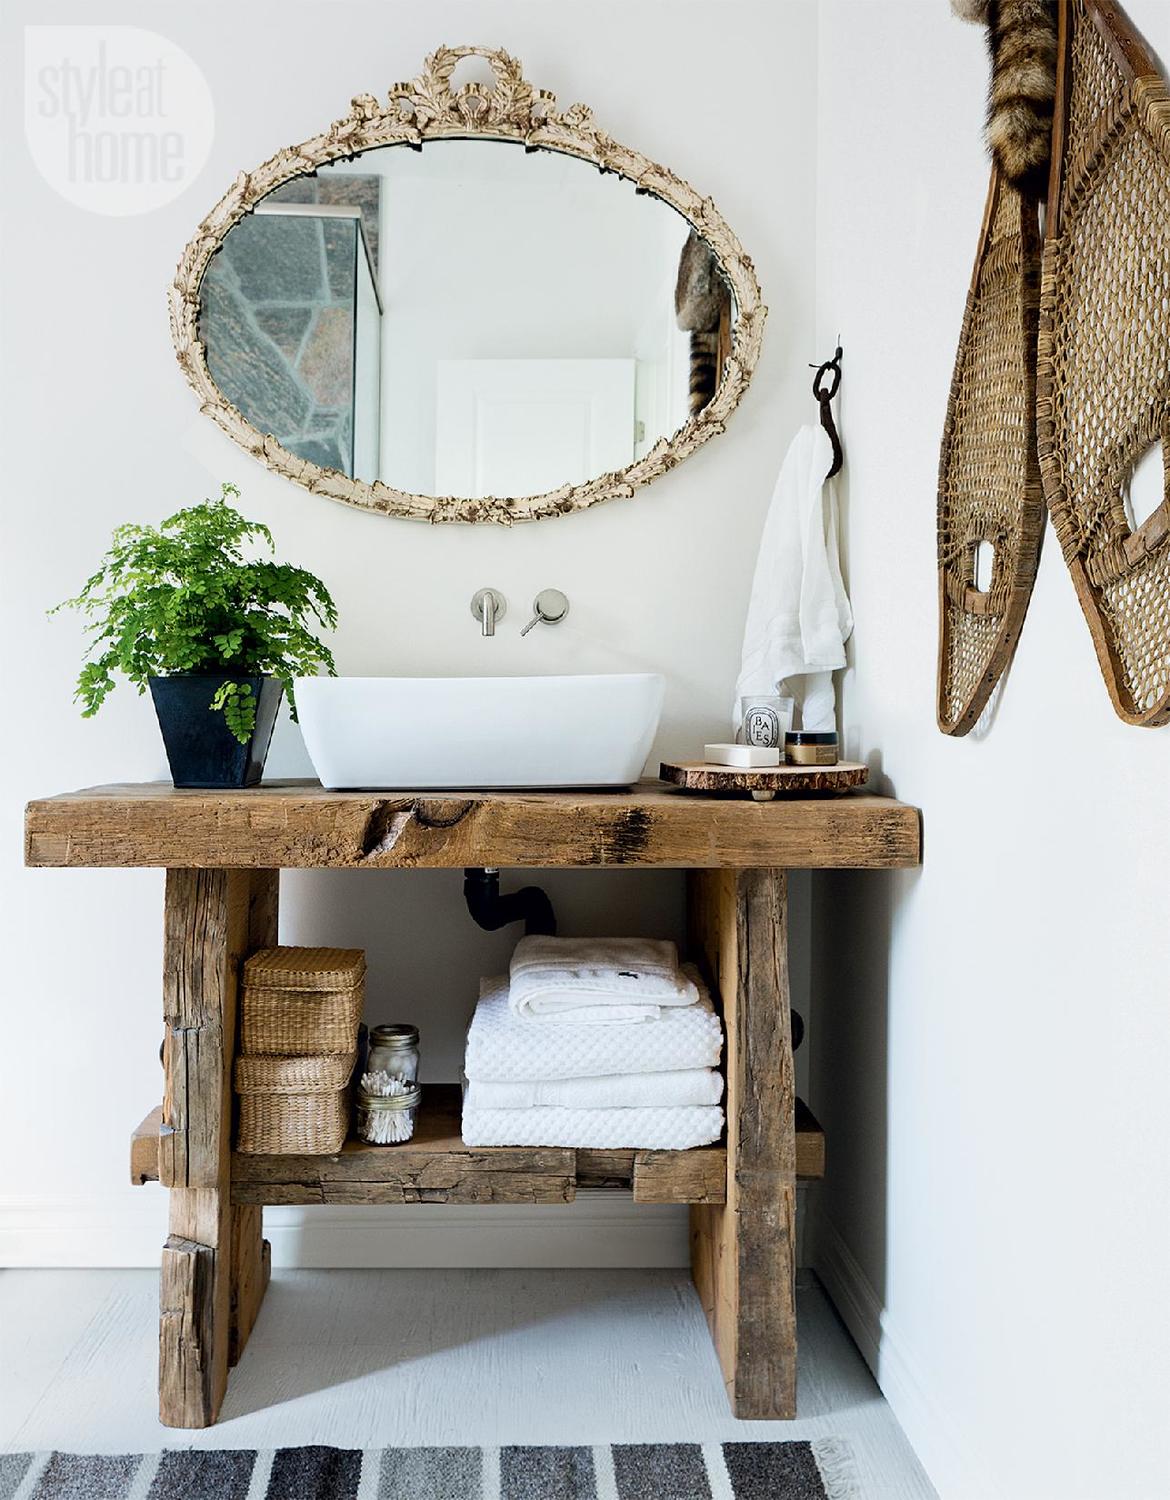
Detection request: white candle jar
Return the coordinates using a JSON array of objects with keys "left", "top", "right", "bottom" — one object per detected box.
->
[{"left": 737, "top": 695, "right": 795, "bottom": 751}]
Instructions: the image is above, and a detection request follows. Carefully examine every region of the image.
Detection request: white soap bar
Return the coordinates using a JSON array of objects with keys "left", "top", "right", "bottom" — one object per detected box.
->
[{"left": 704, "top": 743, "right": 781, "bottom": 768}]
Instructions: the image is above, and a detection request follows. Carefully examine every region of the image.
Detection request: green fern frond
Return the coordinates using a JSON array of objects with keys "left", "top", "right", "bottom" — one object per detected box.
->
[{"left": 53, "top": 483, "right": 338, "bottom": 739}]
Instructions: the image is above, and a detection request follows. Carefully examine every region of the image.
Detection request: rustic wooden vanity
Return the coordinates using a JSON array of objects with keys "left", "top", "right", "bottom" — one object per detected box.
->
[{"left": 24, "top": 780, "right": 919, "bottom": 1429}]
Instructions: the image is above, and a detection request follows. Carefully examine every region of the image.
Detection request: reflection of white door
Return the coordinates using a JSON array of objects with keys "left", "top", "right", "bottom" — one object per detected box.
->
[{"left": 435, "top": 358, "right": 636, "bottom": 497}]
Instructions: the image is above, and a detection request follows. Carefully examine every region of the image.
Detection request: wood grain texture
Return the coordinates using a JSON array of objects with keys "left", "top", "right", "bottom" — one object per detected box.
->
[
  {"left": 794, "top": 1099, "right": 826, "bottom": 1181},
  {"left": 236, "top": 1160, "right": 576, "bottom": 1206},
  {"left": 130, "top": 1106, "right": 163, "bottom": 1184},
  {"left": 159, "top": 1236, "right": 215, "bottom": 1430},
  {"left": 228, "top": 872, "right": 278, "bottom": 1369},
  {"left": 159, "top": 870, "right": 251, "bottom": 1191},
  {"left": 24, "top": 781, "right": 920, "bottom": 871},
  {"left": 159, "top": 868, "right": 278, "bottom": 1427},
  {"left": 632, "top": 1150, "right": 729, "bottom": 1205},
  {"left": 688, "top": 868, "right": 798, "bottom": 1419},
  {"left": 660, "top": 761, "right": 868, "bottom": 795},
  {"left": 229, "top": 1206, "right": 270, "bottom": 1367}
]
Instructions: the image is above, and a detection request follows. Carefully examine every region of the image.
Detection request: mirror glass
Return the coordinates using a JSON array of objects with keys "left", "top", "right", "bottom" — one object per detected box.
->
[{"left": 198, "top": 140, "right": 735, "bottom": 499}]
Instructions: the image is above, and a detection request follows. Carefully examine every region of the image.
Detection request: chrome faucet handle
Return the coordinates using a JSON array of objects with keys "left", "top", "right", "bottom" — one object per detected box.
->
[
  {"left": 521, "top": 588, "right": 570, "bottom": 637},
  {"left": 471, "top": 588, "right": 506, "bottom": 637}
]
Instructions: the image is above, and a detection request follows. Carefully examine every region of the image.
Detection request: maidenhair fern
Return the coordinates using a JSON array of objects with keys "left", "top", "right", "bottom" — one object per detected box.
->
[{"left": 54, "top": 484, "right": 338, "bottom": 742}]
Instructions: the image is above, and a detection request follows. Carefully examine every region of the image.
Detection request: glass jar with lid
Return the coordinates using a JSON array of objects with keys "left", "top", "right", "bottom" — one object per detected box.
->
[
  {"left": 356, "top": 1083, "right": 422, "bottom": 1145},
  {"left": 367, "top": 1023, "right": 420, "bottom": 1083}
]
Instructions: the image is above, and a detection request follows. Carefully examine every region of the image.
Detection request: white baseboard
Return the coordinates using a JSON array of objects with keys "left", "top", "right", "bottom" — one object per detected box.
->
[
  {"left": 812, "top": 1210, "right": 986, "bottom": 1500},
  {"left": 0, "top": 1191, "right": 690, "bottom": 1270}
]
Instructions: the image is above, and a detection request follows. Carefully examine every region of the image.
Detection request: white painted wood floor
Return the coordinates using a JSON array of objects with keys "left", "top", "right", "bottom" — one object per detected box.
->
[{"left": 0, "top": 1268, "right": 935, "bottom": 1499}]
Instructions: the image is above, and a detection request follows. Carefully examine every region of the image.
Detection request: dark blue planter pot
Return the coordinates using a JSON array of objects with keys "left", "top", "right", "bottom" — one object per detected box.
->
[{"left": 149, "top": 674, "right": 283, "bottom": 788}]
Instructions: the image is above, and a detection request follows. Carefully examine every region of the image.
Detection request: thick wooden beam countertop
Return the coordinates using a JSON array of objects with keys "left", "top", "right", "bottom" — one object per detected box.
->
[{"left": 24, "top": 779, "right": 921, "bottom": 871}]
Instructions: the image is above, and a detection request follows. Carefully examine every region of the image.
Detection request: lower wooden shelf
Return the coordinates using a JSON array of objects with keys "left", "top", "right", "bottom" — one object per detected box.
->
[{"left": 132, "top": 1086, "right": 825, "bottom": 1206}]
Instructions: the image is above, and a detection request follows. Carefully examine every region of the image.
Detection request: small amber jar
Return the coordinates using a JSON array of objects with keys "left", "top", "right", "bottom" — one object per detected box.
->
[{"left": 785, "top": 731, "right": 839, "bottom": 766}]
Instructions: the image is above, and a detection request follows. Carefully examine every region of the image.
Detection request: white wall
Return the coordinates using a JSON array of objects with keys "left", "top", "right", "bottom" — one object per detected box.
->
[
  {"left": 810, "top": 4, "right": 1170, "bottom": 1498},
  {"left": 0, "top": 1, "right": 818, "bottom": 1267}
]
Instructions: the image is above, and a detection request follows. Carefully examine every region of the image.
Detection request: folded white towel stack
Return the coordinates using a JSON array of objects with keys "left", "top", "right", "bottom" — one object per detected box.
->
[
  {"left": 508, "top": 935, "right": 699, "bottom": 1023},
  {"left": 464, "top": 1068, "right": 723, "bottom": 1111},
  {"left": 461, "top": 1103, "right": 724, "bottom": 1150},
  {"left": 466, "top": 972, "right": 721, "bottom": 1081},
  {"left": 462, "top": 946, "right": 725, "bottom": 1150}
]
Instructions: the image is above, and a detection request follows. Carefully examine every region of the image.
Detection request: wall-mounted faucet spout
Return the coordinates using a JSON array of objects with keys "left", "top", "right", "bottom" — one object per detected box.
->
[{"left": 470, "top": 588, "right": 506, "bottom": 637}]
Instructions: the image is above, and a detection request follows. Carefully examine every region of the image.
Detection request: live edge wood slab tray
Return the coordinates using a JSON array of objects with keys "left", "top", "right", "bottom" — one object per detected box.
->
[
  {"left": 660, "top": 759, "right": 869, "bottom": 799},
  {"left": 25, "top": 779, "right": 920, "bottom": 1429}
]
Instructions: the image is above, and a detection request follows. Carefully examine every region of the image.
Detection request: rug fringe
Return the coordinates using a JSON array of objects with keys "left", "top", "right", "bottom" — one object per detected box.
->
[{"left": 811, "top": 1437, "right": 860, "bottom": 1500}]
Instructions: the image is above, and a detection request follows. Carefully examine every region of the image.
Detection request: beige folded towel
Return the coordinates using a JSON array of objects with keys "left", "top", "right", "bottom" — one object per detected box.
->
[{"left": 508, "top": 936, "right": 699, "bottom": 1023}]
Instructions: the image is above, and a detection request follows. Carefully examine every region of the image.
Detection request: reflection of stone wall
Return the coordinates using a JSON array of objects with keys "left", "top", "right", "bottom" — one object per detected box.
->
[
  {"left": 199, "top": 177, "right": 379, "bottom": 477},
  {"left": 268, "top": 173, "right": 381, "bottom": 275}
]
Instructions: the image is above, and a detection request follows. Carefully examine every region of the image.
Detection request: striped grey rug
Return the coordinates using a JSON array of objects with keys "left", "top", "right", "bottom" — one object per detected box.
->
[{"left": 1, "top": 1440, "right": 856, "bottom": 1499}]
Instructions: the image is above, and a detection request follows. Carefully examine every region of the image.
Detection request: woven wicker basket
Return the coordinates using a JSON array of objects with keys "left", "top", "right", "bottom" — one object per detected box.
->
[
  {"left": 241, "top": 983, "right": 364, "bottom": 1056},
  {"left": 235, "top": 1052, "right": 355, "bottom": 1155},
  {"left": 243, "top": 946, "right": 365, "bottom": 991},
  {"left": 240, "top": 945, "right": 365, "bottom": 1056}
]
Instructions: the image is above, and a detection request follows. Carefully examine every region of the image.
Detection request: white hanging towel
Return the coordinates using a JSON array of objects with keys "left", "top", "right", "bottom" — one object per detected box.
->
[{"left": 734, "top": 423, "right": 853, "bottom": 734}]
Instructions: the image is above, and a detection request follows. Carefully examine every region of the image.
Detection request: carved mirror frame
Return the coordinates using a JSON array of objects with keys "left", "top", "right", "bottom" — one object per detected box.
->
[{"left": 170, "top": 45, "right": 766, "bottom": 524}]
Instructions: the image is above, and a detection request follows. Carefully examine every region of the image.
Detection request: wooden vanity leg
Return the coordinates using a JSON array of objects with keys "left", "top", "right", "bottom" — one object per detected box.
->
[
  {"left": 687, "top": 868, "right": 797, "bottom": 1419},
  {"left": 228, "top": 872, "right": 278, "bottom": 1369},
  {"left": 158, "top": 867, "right": 278, "bottom": 1427}
]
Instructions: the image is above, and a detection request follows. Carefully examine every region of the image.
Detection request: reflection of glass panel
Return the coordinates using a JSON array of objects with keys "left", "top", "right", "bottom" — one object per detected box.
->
[
  {"left": 199, "top": 202, "right": 382, "bottom": 479},
  {"left": 353, "top": 235, "right": 381, "bottom": 482}
]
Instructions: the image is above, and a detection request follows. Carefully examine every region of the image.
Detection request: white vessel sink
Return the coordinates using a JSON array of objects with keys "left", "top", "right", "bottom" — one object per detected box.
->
[{"left": 294, "top": 673, "right": 665, "bottom": 790}]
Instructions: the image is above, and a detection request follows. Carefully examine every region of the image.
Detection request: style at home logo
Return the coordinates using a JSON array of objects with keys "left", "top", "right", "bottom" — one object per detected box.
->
[{"left": 24, "top": 26, "right": 214, "bottom": 215}]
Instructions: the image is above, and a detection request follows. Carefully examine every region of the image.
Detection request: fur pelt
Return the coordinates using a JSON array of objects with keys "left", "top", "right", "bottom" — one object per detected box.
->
[
  {"left": 675, "top": 230, "right": 730, "bottom": 415},
  {"left": 684, "top": 331, "right": 721, "bottom": 416},
  {"left": 951, "top": 0, "right": 991, "bottom": 22},
  {"left": 675, "top": 231, "right": 725, "bottom": 333},
  {"left": 985, "top": 0, "right": 1059, "bottom": 194}
]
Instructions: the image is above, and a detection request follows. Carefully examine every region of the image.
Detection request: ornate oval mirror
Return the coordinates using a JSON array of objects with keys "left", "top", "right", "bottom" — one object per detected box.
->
[{"left": 171, "top": 46, "right": 765, "bottom": 523}]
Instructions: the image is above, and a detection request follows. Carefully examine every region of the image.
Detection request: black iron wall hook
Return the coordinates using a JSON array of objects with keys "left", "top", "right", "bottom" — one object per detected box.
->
[{"left": 810, "top": 344, "right": 844, "bottom": 478}]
